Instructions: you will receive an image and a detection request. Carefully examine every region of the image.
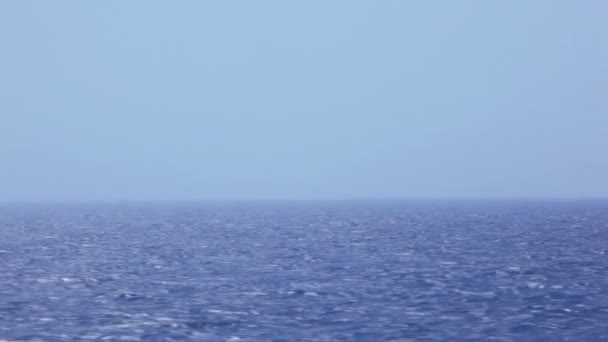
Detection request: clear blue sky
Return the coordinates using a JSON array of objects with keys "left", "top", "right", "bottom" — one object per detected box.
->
[{"left": 1, "top": 1, "right": 606, "bottom": 201}]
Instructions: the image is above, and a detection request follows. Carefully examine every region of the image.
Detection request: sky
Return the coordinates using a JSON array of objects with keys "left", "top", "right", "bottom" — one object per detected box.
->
[{"left": 0, "top": 1, "right": 607, "bottom": 201}]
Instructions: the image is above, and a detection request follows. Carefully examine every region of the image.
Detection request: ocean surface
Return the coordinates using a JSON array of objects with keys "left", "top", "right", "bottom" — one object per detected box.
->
[{"left": 0, "top": 200, "right": 607, "bottom": 341}]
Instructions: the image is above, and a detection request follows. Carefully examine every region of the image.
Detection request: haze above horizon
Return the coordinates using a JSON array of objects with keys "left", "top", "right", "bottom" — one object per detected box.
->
[{"left": 1, "top": 1, "right": 606, "bottom": 201}]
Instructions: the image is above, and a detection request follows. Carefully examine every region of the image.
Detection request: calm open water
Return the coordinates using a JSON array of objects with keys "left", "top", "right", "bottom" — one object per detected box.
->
[{"left": 0, "top": 200, "right": 607, "bottom": 341}]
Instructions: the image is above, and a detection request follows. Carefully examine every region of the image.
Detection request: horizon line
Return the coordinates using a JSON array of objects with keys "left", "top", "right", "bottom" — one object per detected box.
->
[{"left": 1, "top": 196, "right": 607, "bottom": 204}]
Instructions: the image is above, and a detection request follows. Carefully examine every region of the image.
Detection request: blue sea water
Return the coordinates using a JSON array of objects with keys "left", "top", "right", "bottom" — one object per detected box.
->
[{"left": 0, "top": 200, "right": 607, "bottom": 341}]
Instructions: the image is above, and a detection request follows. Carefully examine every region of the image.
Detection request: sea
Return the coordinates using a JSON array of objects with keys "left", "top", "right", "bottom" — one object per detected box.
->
[{"left": 0, "top": 200, "right": 607, "bottom": 341}]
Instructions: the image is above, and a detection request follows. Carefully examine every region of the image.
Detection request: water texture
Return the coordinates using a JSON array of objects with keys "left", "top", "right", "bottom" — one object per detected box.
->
[{"left": 0, "top": 200, "right": 607, "bottom": 341}]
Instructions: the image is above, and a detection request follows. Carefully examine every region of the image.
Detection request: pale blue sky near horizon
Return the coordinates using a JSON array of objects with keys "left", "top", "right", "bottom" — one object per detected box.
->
[{"left": 1, "top": 1, "right": 607, "bottom": 201}]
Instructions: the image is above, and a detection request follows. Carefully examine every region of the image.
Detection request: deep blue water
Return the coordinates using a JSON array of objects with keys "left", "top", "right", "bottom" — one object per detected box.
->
[{"left": 0, "top": 200, "right": 607, "bottom": 341}]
